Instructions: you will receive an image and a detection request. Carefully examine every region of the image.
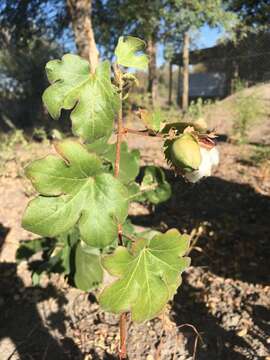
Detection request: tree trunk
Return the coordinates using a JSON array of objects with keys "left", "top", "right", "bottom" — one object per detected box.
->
[
  {"left": 66, "top": 0, "right": 99, "bottom": 73},
  {"left": 182, "top": 31, "right": 190, "bottom": 112},
  {"left": 177, "top": 64, "right": 181, "bottom": 107},
  {"left": 147, "top": 35, "right": 158, "bottom": 105},
  {"left": 168, "top": 62, "right": 173, "bottom": 105}
]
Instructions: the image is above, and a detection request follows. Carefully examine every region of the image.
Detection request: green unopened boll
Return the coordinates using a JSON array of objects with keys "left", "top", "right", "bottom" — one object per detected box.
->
[{"left": 170, "top": 133, "right": 201, "bottom": 172}]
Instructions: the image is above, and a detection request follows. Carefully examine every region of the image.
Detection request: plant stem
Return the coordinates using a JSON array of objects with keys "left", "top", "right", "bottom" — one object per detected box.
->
[
  {"left": 123, "top": 127, "right": 163, "bottom": 138},
  {"left": 122, "top": 233, "right": 136, "bottom": 243},
  {"left": 114, "top": 65, "right": 127, "bottom": 359},
  {"left": 114, "top": 92, "right": 123, "bottom": 179},
  {"left": 119, "top": 313, "right": 127, "bottom": 359}
]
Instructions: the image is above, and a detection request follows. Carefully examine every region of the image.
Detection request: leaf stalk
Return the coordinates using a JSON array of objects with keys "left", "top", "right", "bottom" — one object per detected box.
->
[{"left": 122, "top": 127, "right": 163, "bottom": 138}]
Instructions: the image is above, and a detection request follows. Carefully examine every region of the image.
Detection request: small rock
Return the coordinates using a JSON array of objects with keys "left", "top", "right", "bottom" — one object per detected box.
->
[{"left": 237, "top": 328, "right": 248, "bottom": 337}]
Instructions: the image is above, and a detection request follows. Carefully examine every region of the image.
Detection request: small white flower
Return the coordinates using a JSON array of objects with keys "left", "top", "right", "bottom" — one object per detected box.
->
[{"left": 185, "top": 147, "right": 219, "bottom": 183}]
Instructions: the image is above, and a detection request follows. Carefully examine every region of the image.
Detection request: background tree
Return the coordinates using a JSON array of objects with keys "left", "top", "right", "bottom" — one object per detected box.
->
[
  {"left": 227, "top": 0, "right": 270, "bottom": 34},
  {"left": 0, "top": 0, "right": 101, "bottom": 130},
  {"left": 95, "top": 0, "right": 164, "bottom": 105},
  {"left": 0, "top": 0, "right": 242, "bottom": 123},
  {"left": 164, "top": 0, "right": 237, "bottom": 111},
  {"left": 0, "top": 0, "right": 66, "bottom": 130},
  {"left": 66, "top": 0, "right": 99, "bottom": 71}
]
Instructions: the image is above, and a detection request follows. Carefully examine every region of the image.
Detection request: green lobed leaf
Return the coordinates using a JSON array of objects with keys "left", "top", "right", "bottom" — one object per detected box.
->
[
  {"left": 16, "top": 237, "right": 55, "bottom": 262},
  {"left": 27, "top": 246, "right": 70, "bottom": 284},
  {"left": 17, "top": 227, "right": 82, "bottom": 285},
  {"left": 86, "top": 137, "right": 111, "bottom": 155},
  {"left": 57, "top": 226, "right": 80, "bottom": 249},
  {"left": 42, "top": 55, "right": 120, "bottom": 143},
  {"left": 60, "top": 244, "right": 72, "bottom": 275},
  {"left": 139, "top": 109, "right": 165, "bottom": 132},
  {"left": 127, "top": 181, "right": 142, "bottom": 200},
  {"left": 40, "top": 248, "right": 69, "bottom": 274},
  {"left": 140, "top": 166, "right": 171, "bottom": 204},
  {"left": 115, "top": 36, "right": 148, "bottom": 70},
  {"left": 57, "top": 227, "right": 81, "bottom": 275},
  {"left": 121, "top": 218, "right": 137, "bottom": 248},
  {"left": 103, "top": 142, "right": 140, "bottom": 184},
  {"left": 22, "top": 139, "right": 129, "bottom": 249},
  {"left": 74, "top": 241, "right": 103, "bottom": 291},
  {"left": 128, "top": 166, "right": 172, "bottom": 205},
  {"left": 99, "top": 229, "right": 190, "bottom": 322}
]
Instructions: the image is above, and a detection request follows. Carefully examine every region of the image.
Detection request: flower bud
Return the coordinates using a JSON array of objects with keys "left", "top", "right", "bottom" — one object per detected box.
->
[{"left": 170, "top": 133, "right": 201, "bottom": 172}]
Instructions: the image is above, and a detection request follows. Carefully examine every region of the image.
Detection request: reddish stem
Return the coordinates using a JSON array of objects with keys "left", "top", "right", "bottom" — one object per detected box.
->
[
  {"left": 114, "top": 102, "right": 123, "bottom": 178},
  {"left": 113, "top": 67, "right": 127, "bottom": 359},
  {"left": 119, "top": 313, "right": 127, "bottom": 359}
]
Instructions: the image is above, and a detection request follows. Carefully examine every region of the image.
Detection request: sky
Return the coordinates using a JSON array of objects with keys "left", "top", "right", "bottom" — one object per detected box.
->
[
  {"left": 64, "top": 24, "right": 224, "bottom": 67},
  {"left": 38, "top": 1, "right": 225, "bottom": 68},
  {"left": 197, "top": 24, "right": 224, "bottom": 49},
  {"left": 157, "top": 24, "right": 224, "bottom": 66},
  {"left": 32, "top": 1, "right": 225, "bottom": 67}
]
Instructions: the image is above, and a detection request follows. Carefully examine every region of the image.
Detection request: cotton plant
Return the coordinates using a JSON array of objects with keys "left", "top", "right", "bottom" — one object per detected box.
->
[{"left": 19, "top": 36, "right": 219, "bottom": 359}]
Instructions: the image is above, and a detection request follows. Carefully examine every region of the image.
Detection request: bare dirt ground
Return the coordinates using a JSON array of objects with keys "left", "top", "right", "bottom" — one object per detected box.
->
[{"left": 0, "top": 133, "right": 270, "bottom": 360}]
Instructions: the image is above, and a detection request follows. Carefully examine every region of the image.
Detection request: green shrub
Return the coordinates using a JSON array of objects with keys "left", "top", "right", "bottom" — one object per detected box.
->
[
  {"left": 233, "top": 91, "right": 262, "bottom": 143},
  {"left": 250, "top": 145, "right": 270, "bottom": 165}
]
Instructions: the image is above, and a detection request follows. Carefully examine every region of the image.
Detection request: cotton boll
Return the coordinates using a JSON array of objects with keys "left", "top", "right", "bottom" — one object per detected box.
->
[
  {"left": 209, "top": 147, "right": 219, "bottom": 167},
  {"left": 185, "top": 147, "right": 211, "bottom": 183},
  {"left": 185, "top": 147, "right": 219, "bottom": 183},
  {"left": 170, "top": 133, "right": 201, "bottom": 172}
]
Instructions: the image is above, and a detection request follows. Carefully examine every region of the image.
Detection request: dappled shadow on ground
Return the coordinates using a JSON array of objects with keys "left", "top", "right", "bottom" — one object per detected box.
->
[
  {"left": 171, "top": 279, "right": 270, "bottom": 360},
  {"left": 130, "top": 173, "right": 270, "bottom": 285},
  {"left": 0, "top": 262, "right": 82, "bottom": 360},
  {"left": 249, "top": 304, "right": 270, "bottom": 350},
  {"left": 130, "top": 173, "right": 270, "bottom": 358},
  {"left": 0, "top": 223, "right": 10, "bottom": 254}
]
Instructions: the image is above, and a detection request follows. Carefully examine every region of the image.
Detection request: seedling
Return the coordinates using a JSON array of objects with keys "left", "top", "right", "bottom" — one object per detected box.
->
[{"left": 20, "top": 36, "right": 218, "bottom": 358}]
